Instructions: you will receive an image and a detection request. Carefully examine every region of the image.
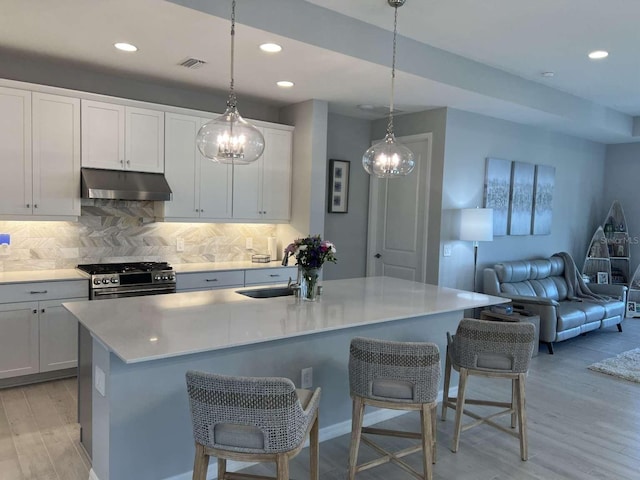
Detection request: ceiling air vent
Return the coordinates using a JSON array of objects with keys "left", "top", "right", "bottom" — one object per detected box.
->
[{"left": 178, "top": 57, "right": 207, "bottom": 69}]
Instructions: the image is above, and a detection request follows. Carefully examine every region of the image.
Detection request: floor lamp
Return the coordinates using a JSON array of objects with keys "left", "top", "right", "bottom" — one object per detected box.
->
[{"left": 460, "top": 208, "right": 494, "bottom": 292}]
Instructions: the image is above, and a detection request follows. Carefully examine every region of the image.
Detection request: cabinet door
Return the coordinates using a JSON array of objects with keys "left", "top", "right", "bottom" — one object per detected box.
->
[
  {"left": 0, "top": 302, "right": 39, "bottom": 379},
  {"left": 0, "top": 86, "right": 32, "bottom": 215},
  {"left": 232, "top": 127, "right": 264, "bottom": 219},
  {"left": 81, "top": 100, "right": 125, "bottom": 170},
  {"left": 32, "top": 93, "right": 81, "bottom": 216},
  {"left": 164, "top": 113, "right": 200, "bottom": 218},
  {"left": 261, "top": 128, "right": 292, "bottom": 221},
  {"left": 126, "top": 107, "right": 164, "bottom": 173},
  {"left": 200, "top": 157, "right": 233, "bottom": 219},
  {"left": 39, "top": 298, "right": 82, "bottom": 372}
]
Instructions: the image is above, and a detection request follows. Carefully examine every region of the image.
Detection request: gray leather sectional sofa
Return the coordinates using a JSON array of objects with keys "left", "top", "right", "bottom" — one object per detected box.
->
[{"left": 483, "top": 255, "right": 626, "bottom": 354}]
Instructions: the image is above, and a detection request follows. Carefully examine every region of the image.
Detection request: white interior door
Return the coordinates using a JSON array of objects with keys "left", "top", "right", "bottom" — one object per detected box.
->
[{"left": 366, "top": 133, "right": 432, "bottom": 282}]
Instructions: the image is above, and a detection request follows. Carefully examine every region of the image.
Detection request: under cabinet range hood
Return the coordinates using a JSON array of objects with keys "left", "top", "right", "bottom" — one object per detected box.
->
[{"left": 81, "top": 168, "right": 172, "bottom": 201}]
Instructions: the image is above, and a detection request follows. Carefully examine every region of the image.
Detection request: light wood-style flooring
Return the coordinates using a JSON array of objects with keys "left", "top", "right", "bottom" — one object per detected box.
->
[{"left": 1, "top": 321, "right": 640, "bottom": 480}]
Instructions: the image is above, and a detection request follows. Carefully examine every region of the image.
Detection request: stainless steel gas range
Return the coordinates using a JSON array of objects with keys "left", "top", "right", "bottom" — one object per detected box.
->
[{"left": 76, "top": 261, "right": 176, "bottom": 300}]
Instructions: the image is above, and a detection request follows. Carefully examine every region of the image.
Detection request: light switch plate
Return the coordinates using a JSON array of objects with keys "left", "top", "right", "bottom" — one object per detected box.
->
[
  {"left": 443, "top": 244, "right": 452, "bottom": 257},
  {"left": 176, "top": 237, "right": 185, "bottom": 252},
  {"left": 246, "top": 237, "right": 253, "bottom": 249}
]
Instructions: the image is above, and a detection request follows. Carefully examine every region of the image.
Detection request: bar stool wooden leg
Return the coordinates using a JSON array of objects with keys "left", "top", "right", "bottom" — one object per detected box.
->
[
  {"left": 217, "top": 458, "right": 226, "bottom": 480},
  {"left": 517, "top": 373, "right": 528, "bottom": 461},
  {"left": 420, "top": 404, "right": 434, "bottom": 480},
  {"left": 452, "top": 368, "right": 469, "bottom": 453},
  {"left": 441, "top": 347, "right": 452, "bottom": 421},
  {"left": 192, "top": 443, "right": 209, "bottom": 480},
  {"left": 348, "top": 397, "right": 365, "bottom": 480},
  {"left": 511, "top": 378, "right": 517, "bottom": 428},
  {"left": 276, "top": 454, "right": 289, "bottom": 480},
  {"left": 310, "top": 413, "right": 319, "bottom": 480},
  {"left": 430, "top": 404, "right": 437, "bottom": 462}
]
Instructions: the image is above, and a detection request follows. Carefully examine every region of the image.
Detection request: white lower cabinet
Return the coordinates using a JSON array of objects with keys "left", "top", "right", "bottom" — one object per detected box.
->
[
  {"left": 245, "top": 267, "right": 297, "bottom": 286},
  {"left": 39, "top": 298, "right": 84, "bottom": 372},
  {"left": 0, "top": 302, "right": 39, "bottom": 379},
  {"left": 0, "top": 280, "right": 87, "bottom": 380},
  {"left": 176, "top": 270, "right": 244, "bottom": 292}
]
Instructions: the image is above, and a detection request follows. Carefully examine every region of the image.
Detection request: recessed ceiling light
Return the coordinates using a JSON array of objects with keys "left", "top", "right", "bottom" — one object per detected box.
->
[
  {"left": 114, "top": 42, "right": 138, "bottom": 52},
  {"left": 276, "top": 80, "right": 294, "bottom": 88},
  {"left": 260, "top": 43, "right": 282, "bottom": 53},
  {"left": 541, "top": 71, "right": 555, "bottom": 78},
  {"left": 357, "top": 104, "right": 375, "bottom": 110},
  {"left": 588, "top": 50, "right": 608, "bottom": 60}
]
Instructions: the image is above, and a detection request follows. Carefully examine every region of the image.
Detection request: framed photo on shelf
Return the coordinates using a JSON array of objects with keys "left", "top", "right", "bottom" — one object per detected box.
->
[
  {"left": 626, "top": 301, "right": 637, "bottom": 316},
  {"left": 597, "top": 271, "right": 609, "bottom": 284},
  {"left": 328, "top": 159, "right": 350, "bottom": 213}
]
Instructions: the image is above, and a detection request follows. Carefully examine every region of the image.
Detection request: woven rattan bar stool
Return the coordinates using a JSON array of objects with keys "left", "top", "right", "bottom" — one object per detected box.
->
[
  {"left": 348, "top": 337, "right": 441, "bottom": 480},
  {"left": 185, "top": 371, "right": 321, "bottom": 480},
  {"left": 441, "top": 318, "right": 535, "bottom": 460}
]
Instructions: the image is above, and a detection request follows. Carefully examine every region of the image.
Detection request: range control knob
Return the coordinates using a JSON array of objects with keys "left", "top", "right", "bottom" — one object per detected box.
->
[
  {"left": 161, "top": 275, "right": 168, "bottom": 280},
  {"left": 110, "top": 277, "right": 119, "bottom": 283},
  {"left": 169, "top": 275, "right": 175, "bottom": 281},
  {"left": 155, "top": 275, "right": 161, "bottom": 281},
  {"left": 102, "top": 278, "right": 109, "bottom": 284},
  {"left": 93, "top": 278, "right": 101, "bottom": 285}
]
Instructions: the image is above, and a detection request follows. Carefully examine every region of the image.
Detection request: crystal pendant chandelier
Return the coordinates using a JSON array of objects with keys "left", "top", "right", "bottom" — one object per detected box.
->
[
  {"left": 362, "top": 0, "right": 415, "bottom": 178},
  {"left": 196, "top": 0, "right": 265, "bottom": 165}
]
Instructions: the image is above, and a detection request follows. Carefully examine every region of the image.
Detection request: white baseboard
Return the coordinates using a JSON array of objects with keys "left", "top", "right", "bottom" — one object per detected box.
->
[{"left": 95, "top": 387, "right": 458, "bottom": 480}]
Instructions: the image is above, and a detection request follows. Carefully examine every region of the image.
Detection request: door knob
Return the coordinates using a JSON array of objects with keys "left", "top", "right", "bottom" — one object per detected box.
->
[{"left": 374, "top": 253, "right": 382, "bottom": 258}]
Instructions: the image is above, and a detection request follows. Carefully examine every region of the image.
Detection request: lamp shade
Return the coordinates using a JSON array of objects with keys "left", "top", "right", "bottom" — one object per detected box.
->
[{"left": 460, "top": 208, "right": 494, "bottom": 242}]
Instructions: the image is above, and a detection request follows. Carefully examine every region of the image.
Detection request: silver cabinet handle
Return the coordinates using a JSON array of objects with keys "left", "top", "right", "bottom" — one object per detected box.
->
[
  {"left": 269, "top": 274, "right": 280, "bottom": 277},
  {"left": 127, "top": 160, "right": 130, "bottom": 165},
  {"left": 26, "top": 203, "right": 30, "bottom": 208},
  {"left": 120, "top": 160, "right": 124, "bottom": 165},
  {"left": 41, "top": 308, "right": 45, "bottom": 313},
  {"left": 30, "top": 290, "right": 48, "bottom": 294},
  {"left": 32, "top": 309, "right": 37, "bottom": 314},
  {"left": 205, "top": 278, "right": 218, "bottom": 282},
  {"left": 34, "top": 204, "right": 38, "bottom": 209}
]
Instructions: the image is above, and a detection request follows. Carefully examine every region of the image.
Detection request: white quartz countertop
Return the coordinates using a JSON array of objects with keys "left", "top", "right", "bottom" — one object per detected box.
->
[
  {"left": 0, "top": 269, "right": 87, "bottom": 284},
  {"left": 173, "top": 261, "right": 293, "bottom": 273},
  {"left": 64, "top": 276, "right": 508, "bottom": 364}
]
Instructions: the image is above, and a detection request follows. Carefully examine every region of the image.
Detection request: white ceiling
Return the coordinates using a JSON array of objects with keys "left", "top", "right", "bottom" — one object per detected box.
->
[{"left": 1, "top": 0, "right": 638, "bottom": 143}]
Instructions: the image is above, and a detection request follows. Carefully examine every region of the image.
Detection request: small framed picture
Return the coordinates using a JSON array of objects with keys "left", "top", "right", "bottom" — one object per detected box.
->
[
  {"left": 627, "top": 301, "right": 636, "bottom": 316},
  {"left": 597, "top": 271, "right": 609, "bottom": 284},
  {"left": 328, "top": 159, "right": 350, "bottom": 213}
]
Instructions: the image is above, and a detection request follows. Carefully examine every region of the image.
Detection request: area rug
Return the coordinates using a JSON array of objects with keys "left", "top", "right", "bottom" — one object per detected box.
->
[{"left": 588, "top": 348, "right": 640, "bottom": 383}]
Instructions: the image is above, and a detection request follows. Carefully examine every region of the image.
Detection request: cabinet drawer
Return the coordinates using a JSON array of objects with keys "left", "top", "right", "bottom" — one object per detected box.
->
[
  {"left": 0, "top": 280, "right": 88, "bottom": 304},
  {"left": 245, "top": 267, "right": 296, "bottom": 286},
  {"left": 176, "top": 270, "right": 244, "bottom": 291}
]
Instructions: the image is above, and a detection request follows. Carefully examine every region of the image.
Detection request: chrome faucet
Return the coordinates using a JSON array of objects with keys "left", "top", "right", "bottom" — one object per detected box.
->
[
  {"left": 287, "top": 275, "right": 301, "bottom": 297},
  {"left": 281, "top": 254, "right": 289, "bottom": 266}
]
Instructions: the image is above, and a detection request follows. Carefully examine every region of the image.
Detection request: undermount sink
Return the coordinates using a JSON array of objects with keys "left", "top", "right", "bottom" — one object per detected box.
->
[{"left": 237, "top": 286, "right": 295, "bottom": 299}]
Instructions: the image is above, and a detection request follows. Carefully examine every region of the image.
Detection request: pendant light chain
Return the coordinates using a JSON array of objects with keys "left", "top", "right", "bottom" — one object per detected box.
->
[
  {"left": 227, "top": 0, "right": 237, "bottom": 109},
  {"left": 386, "top": 4, "right": 399, "bottom": 136}
]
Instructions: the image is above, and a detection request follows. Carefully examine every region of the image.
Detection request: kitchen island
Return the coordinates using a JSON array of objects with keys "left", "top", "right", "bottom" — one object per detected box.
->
[{"left": 64, "top": 276, "right": 506, "bottom": 480}]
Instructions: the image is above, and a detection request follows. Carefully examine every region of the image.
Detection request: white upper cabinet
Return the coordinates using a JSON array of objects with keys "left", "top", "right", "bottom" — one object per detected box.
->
[
  {"left": 232, "top": 126, "right": 292, "bottom": 221},
  {"left": 32, "top": 93, "right": 81, "bottom": 216},
  {"left": 164, "top": 113, "right": 232, "bottom": 220},
  {"left": 0, "top": 87, "right": 80, "bottom": 218},
  {"left": 0, "top": 86, "right": 32, "bottom": 216},
  {"left": 81, "top": 100, "right": 164, "bottom": 173}
]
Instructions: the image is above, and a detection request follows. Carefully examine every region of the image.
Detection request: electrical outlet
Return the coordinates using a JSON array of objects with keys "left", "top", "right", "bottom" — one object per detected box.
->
[
  {"left": 301, "top": 367, "right": 313, "bottom": 389},
  {"left": 246, "top": 237, "right": 253, "bottom": 250},
  {"left": 176, "top": 237, "right": 185, "bottom": 252},
  {"left": 443, "top": 244, "right": 452, "bottom": 257}
]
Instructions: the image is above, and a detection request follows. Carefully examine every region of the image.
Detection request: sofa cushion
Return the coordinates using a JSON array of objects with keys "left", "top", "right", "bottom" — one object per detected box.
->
[
  {"left": 556, "top": 303, "right": 586, "bottom": 331},
  {"left": 495, "top": 261, "right": 532, "bottom": 283},
  {"left": 501, "top": 281, "right": 536, "bottom": 296},
  {"left": 601, "top": 300, "right": 625, "bottom": 318},
  {"left": 573, "top": 302, "right": 606, "bottom": 323},
  {"left": 529, "top": 277, "right": 561, "bottom": 300}
]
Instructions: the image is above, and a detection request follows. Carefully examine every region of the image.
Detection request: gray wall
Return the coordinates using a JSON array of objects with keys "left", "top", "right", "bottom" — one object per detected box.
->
[
  {"left": 324, "top": 113, "right": 372, "bottom": 280},
  {"left": 0, "top": 48, "right": 280, "bottom": 123},
  {"left": 604, "top": 143, "right": 640, "bottom": 274},
  {"left": 440, "top": 108, "right": 607, "bottom": 291}
]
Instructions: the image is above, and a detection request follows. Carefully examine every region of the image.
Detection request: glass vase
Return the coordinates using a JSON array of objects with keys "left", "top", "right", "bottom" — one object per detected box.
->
[{"left": 298, "top": 266, "right": 321, "bottom": 301}]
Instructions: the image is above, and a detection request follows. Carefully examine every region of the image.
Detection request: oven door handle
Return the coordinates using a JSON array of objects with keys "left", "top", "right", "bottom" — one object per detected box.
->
[{"left": 92, "top": 286, "right": 175, "bottom": 297}]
